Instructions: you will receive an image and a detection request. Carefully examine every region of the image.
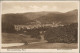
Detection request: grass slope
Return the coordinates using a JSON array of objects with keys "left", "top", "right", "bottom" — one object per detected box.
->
[{"left": 2, "top": 33, "right": 40, "bottom": 43}]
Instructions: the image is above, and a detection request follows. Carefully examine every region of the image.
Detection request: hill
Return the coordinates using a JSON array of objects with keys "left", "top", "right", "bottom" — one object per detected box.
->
[
  {"left": 2, "top": 14, "right": 35, "bottom": 25},
  {"left": 2, "top": 9, "right": 78, "bottom": 33},
  {"left": 36, "top": 9, "right": 78, "bottom": 25},
  {"left": 2, "top": 9, "right": 78, "bottom": 25}
]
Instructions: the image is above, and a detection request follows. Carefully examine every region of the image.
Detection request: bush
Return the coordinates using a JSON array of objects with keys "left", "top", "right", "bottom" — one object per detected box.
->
[{"left": 44, "top": 23, "right": 78, "bottom": 43}]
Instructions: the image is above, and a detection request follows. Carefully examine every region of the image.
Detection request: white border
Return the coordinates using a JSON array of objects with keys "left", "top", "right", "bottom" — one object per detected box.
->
[
  {"left": 0, "top": 1, "right": 79, "bottom": 53},
  {"left": 0, "top": 1, "right": 2, "bottom": 52},
  {"left": 78, "top": 0, "right": 79, "bottom": 51}
]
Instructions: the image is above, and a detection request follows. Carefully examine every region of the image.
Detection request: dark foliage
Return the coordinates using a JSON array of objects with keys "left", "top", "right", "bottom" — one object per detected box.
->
[
  {"left": 44, "top": 23, "right": 78, "bottom": 43},
  {"left": 2, "top": 14, "right": 34, "bottom": 25},
  {"left": 2, "top": 22, "right": 16, "bottom": 33},
  {"left": 2, "top": 9, "right": 78, "bottom": 42}
]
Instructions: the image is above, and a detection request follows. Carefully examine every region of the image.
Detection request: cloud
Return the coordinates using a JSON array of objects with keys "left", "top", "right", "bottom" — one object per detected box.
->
[
  {"left": 3, "top": 5, "right": 50, "bottom": 14},
  {"left": 52, "top": 6, "right": 58, "bottom": 11},
  {"left": 29, "top": 5, "right": 48, "bottom": 12},
  {"left": 2, "top": 6, "right": 28, "bottom": 14},
  {"left": 29, "top": 5, "right": 58, "bottom": 12},
  {"left": 2, "top": 1, "right": 78, "bottom": 14}
]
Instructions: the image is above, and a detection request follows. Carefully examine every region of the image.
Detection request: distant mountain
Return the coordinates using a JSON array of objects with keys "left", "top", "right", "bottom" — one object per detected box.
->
[
  {"left": 22, "top": 11, "right": 62, "bottom": 20},
  {"left": 2, "top": 14, "right": 35, "bottom": 25},
  {"left": 36, "top": 9, "right": 78, "bottom": 25},
  {"left": 2, "top": 9, "right": 78, "bottom": 33},
  {"left": 2, "top": 9, "right": 78, "bottom": 25},
  {"left": 22, "top": 12, "right": 48, "bottom": 20},
  {"left": 66, "top": 9, "right": 78, "bottom": 15},
  {"left": 2, "top": 11, "right": 62, "bottom": 25}
]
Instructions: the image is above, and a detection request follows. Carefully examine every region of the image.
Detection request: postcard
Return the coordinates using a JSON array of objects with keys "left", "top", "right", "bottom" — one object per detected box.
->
[{"left": 0, "top": 1, "right": 79, "bottom": 53}]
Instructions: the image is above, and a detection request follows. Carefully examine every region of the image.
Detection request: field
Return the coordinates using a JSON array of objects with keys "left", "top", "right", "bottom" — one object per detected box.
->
[
  {"left": 2, "top": 33, "right": 40, "bottom": 43},
  {"left": 2, "top": 43, "right": 78, "bottom": 49},
  {"left": 2, "top": 33, "right": 78, "bottom": 49}
]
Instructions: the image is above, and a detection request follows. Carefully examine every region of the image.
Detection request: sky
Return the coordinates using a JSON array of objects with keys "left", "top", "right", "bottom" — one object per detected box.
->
[{"left": 2, "top": 1, "right": 78, "bottom": 14}]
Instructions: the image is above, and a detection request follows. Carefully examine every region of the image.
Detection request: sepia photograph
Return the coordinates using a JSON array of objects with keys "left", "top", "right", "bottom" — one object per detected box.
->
[{"left": 1, "top": 1, "right": 78, "bottom": 49}]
